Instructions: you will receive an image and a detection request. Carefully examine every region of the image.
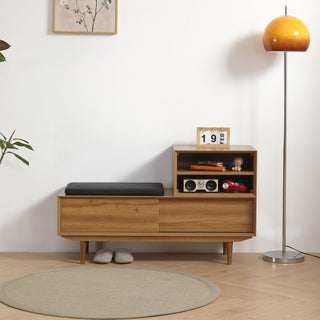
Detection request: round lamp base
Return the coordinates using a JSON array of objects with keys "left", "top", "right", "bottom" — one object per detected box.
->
[{"left": 263, "top": 250, "right": 304, "bottom": 264}]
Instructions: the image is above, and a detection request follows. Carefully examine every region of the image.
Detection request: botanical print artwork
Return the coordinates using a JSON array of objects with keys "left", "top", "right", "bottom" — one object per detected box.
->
[{"left": 54, "top": 0, "right": 117, "bottom": 34}]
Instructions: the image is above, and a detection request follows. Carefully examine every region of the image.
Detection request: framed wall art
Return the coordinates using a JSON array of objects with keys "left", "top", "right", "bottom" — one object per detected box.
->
[{"left": 54, "top": 0, "right": 117, "bottom": 34}]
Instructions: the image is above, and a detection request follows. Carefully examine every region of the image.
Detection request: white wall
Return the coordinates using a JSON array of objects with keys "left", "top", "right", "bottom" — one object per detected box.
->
[{"left": 0, "top": 0, "right": 319, "bottom": 253}]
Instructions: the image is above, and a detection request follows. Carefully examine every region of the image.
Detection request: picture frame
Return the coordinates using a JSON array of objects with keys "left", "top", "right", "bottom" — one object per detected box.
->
[
  {"left": 54, "top": 0, "right": 118, "bottom": 34},
  {"left": 196, "top": 127, "right": 230, "bottom": 148}
]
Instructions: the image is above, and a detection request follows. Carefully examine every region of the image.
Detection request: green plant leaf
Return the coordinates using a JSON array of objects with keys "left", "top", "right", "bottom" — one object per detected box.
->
[
  {"left": 0, "top": 52, "right": 6, "bottom": 62},
  {"left": 7, "top": 152, "right": 29, "bottom": 166},
  {"left": 0, "top": 139, "right": 5, "bottom": 150},
  {"left": 5, "top": 142, "right": 18, "bottom": 150},
  {"left": 12, "top": 137, "right": 29, "bottom": 143},
  {"left": 12, "top": 141, "right": 34, "bottom": 150},
  {"left": 0, "top": 132, "right": 7, "bottom": 140}
]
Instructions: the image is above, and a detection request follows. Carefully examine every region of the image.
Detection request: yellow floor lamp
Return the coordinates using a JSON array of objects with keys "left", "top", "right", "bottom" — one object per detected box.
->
[{"left": 262, "top": 6, "right": 310, "bottom": 263}]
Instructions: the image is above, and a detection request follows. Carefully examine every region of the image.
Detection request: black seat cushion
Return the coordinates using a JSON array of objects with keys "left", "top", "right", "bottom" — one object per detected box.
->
[{"left": 65, "top": 182, "right": 164, "bottom": 196}]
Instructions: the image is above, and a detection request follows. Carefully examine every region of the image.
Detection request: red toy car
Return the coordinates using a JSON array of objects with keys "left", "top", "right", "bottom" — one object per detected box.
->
[{"left": 221, "top": 180, "right": 249, "bottom": 192}]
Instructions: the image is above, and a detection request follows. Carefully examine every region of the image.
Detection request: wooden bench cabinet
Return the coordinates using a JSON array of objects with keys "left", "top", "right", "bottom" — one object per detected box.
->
[{"left": 57, "top": 145, "right": 257, "bottom": 265}]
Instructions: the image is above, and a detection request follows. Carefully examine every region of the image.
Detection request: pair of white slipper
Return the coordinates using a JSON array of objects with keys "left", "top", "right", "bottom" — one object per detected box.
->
[{"left": 93, "top": 248, "right": 133, "bottom": 264}]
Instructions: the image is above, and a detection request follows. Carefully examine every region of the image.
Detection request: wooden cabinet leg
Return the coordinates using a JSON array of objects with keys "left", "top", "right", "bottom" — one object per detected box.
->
[
  {"left": 225, "top": 242, "right": 233, "bottom": 265},
  {"left": 86, "top": 241, "right": 89, "bottom": 253},
  {"left": 80, "top": 241, "right": 88, "bottom": 264},
  {"left": 223, "top": 242, "right": 227, "bottom": 255}
]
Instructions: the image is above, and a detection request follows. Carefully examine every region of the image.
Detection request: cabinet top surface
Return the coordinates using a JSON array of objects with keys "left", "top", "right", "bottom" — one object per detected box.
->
[
  {"left": 58, "top": 188, "right": 256, "bottom": 199},
  {"left": 173, "top": 145, "right": 256, "bottom": 152}
]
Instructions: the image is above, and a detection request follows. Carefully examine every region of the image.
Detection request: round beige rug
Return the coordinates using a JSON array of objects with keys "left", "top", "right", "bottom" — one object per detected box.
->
[{"left": 0, "top": 266, "right": 220, "bottom": 319}]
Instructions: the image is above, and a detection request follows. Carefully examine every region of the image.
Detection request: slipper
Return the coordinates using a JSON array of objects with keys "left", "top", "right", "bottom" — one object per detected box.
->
[
  {"left": 114, "top": 248, "right": 134, "bottom": 264},
  {"left": 93, "top": 249, "right": 113, "bottom": 264}
]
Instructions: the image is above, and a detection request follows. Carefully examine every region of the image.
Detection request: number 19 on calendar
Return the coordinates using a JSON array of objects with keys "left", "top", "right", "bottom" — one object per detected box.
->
[{"left": 196, "top": 127, "right": 230, "bottom": 148}]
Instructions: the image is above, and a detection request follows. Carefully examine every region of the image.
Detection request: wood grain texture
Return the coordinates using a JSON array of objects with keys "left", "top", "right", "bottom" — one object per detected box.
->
[
  {"left": 224, "top": 242, "right": 233, "bottom": 265},
  {"left": 0, "top": 253, "right": 319, "bottom": 320},
  {"left": 59, "top": 198, "right": 159, "bottom": 233},
  {"left": 159, "top": 199, "right": 253, "bottom": 232},
  {"left": 62, "top": 235, "right": 252, "bottom": 242},
  {"left": 80, "top": 241, "right": 88, "bottom": 264},
  {"left": 58, "top": 193, "right": 255, "bottom": 264}
]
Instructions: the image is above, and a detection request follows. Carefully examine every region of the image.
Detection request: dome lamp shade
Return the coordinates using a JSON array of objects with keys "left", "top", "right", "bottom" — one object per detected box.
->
[{"left": 263, "top": 15, "right": 310, "bottom": 51}]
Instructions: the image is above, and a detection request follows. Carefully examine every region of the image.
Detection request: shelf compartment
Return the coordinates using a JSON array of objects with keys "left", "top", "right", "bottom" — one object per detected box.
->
[
  {"left": 177, "top": 152, "right": 255, "bottom": 172},
  {"left": 177, "top": 174, "right": 254, "bottom": 194},
  {"left": 173, "top": 145, "right": 257, "bottom": 197}
]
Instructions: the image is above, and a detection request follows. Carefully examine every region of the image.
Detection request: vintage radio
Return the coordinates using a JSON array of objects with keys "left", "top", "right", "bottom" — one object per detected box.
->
[{"left": 183, "top": 179, "right": 219, "bottom": 193}]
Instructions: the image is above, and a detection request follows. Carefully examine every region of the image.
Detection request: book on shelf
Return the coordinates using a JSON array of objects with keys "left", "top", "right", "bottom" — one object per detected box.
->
[
  {"left": 197, "top": 161, "right": 224, "bottom": 167},
  {"left": 190, "top": 165, "right": 226, "bottom": 171}
]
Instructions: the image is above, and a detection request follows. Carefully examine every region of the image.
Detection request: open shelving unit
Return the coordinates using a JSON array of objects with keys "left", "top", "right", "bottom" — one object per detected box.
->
[{"left": 173, "top": 145, "right": 257, "bottom": 198}]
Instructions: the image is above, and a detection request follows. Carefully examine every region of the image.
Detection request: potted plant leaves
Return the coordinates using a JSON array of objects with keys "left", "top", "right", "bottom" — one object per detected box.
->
[{"left": 0, "top": 130, "right": 34, "bottom": 166}]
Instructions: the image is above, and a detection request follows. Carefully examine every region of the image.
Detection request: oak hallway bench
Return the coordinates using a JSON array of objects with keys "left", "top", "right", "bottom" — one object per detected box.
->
[{"left": 57, "top": 145, "right": 257, "bottom": 265}]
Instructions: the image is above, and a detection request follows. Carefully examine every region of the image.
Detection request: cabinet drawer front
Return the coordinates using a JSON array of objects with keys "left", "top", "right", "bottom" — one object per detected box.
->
[
  {"left": 59, "top": 199, "right": 159, "bottom": 232},
  {"left": 160, "top": 199, "right": 253, "bottom": 232}
]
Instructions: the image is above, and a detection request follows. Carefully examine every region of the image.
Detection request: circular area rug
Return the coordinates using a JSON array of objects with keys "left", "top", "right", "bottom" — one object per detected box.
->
[{"left": 0, "top": 266, "right": 220, "bottom": 319}]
